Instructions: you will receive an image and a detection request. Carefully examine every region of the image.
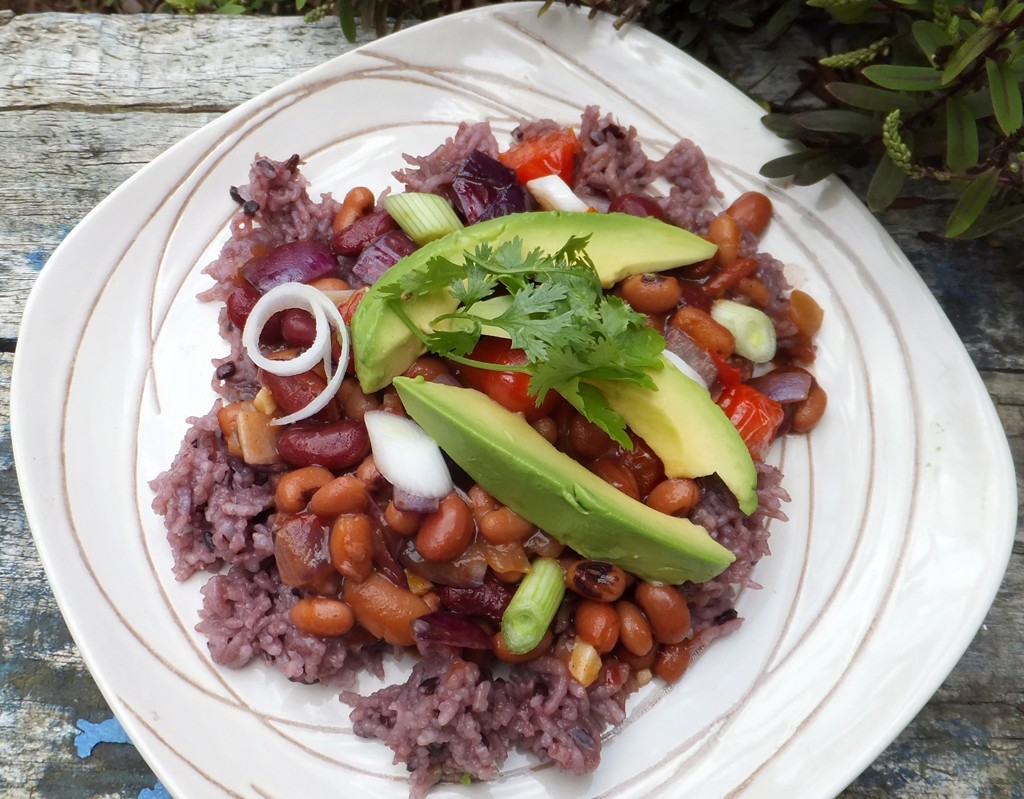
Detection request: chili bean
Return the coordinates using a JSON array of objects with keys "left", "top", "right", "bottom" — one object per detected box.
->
[
  {"left": 332, "top": 186, "right": 375, "bottom": 235},
  {"left": 260, "top": 369, "right": 339, "bottom": 423},
  {"left": 705, "top": 212, "right": 742, "bottom": 266},
  {"left": 384, "top": 501, "right": 422, "bottom": 536},
  {"left": 276, "top": 420, "right": 371, "bottom": 470},
  {"left": 275, "top": 466, "right": 334, "bottom": 514},
  {"left": 726, "top": 191, "right": 773, "bottom": 237},
  {"left": 590, "top": 457, "right": 641, "bottom": 501},
  {"left": 492, "top": 629, "right": 553, "bottom": 663},
  {"left": 619, "top": 273, "right": 683, "bottom": 315},
  {"left": 290, "top": 597, "right": 355, "bottom": 637},
  {"left": 574, "top": 600, "right": 620, "bottom": 654},
  {"left": 615, "top": 600, "right": 654, "bottom": 657},
  {"left": 338, "top": 377, "right": 381, "bottom": 422},
  {"left": 343, "top": 572, "right": 430, "bottom": 646},
  {"left": 479, "top": 507, "right": 534, "bottom": 545},
  {"left": 565, "top": 560, "right": 628, "bottom": 602},
  {"left": 668, "top": 306, "right": 735, "bottom": 359},
  {"left": 788, "top": 289, "right": 824, "bottom": 337},
  {"left": 634, "top": 583, "right": 691, "bottom": 644},
  {"left": 645, "top": 478, "right": 701, "bottom": 517},
  {"left": 569, "top": 415, "right": 615, "bottom": 459},
  {"left": 329, "top": 513, "right": 374, "bottom": 582},
  {"left": 310, "top": 475, "right": 367, "bottom": 517},
  {"left": 416, "top": 493, "right": 475, "bottom": 562},
  {"left": 792, "top": 383, "right": 828, "bottom": 433},
  {"left": 703, "top": 257, "right": 759, "bottom": 298},
  {"left": 653, "top": 640, "right": 696, "bottom": 683},
  {"left": 466, "top": 485, "right": 499, "bottom": 525}
]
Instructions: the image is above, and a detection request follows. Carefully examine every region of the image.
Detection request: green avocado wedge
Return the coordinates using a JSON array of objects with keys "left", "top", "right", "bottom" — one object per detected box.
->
[
  {"left": 351, "top": 211, "right": 717, "bottom": 393},
  {"left": 590, "top": 355, "right": 759, "bottom": 515},
  {"left": 393, "top": 376, "right": 735, "bottom": 585}
]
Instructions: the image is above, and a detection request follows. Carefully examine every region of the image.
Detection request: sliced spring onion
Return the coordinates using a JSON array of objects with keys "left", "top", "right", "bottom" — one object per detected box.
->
[
  {"left": 525, "top": 174, "right": 590, "bottom": 212},
  {"left": 363, "top": 410, "right": 453, "bottom": 501},
  {"left": 241, "top": 282, "right": 351, "bottom": 426},
  {"left": 710, "top": 299, "right": 778, "bottom": 363},
  {"left": 500, "top": 557, "right": 565, "bottom": 655},
  {"left": 662, "top": 348, "right": 710, "bottom": 390},
  {"left": 383, "top": 192, "right": 464, "bottom": 245}
]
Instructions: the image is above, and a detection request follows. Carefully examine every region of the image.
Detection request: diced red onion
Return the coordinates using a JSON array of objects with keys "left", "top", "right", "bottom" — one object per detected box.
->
[
  {"left": 663, "top": 326, "right": 718, "bottom": 387},
  {"left": 401, "top": 539, "right": 489, "bottom": 587},
  {"left": 241, "top": 240, "right": 339, "bottom": 293},
  {"left": 364, "top": 411, "right": 453, "bottom": 501},
  {"left": 411, "top": 611, "right": 493, "bottom": 650},
  {"left": 351, "top": 230, "right": 418, "bottom": 285},
  {"left": 747, "top": 368, "right": 813, "bottom": 404},
  {"left": 392, "top": 487, "right": 441, "bottom": 514}
]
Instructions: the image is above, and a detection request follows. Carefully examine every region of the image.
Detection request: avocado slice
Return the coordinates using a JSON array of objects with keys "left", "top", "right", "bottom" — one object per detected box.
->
[
  {"left": 590, "top": 355, "right": 759, "bottom": 515},
  {"left": 351, "top": 211, "right": 716, "bottom": 393},
  {"left": 393, "top": 376, "right": 735, "bottom": 585}
]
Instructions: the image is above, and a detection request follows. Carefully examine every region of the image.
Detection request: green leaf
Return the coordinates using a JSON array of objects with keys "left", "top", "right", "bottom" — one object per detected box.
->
[
  {"left": 986, "top": 57, "right": 1024, "bottom": 135},
  {"left": 760, "top": 113, "right": 802, "bottom": 138},
  {"left": 826, "top": 82, "right": 922, "bottom": 111},
  {"left": 945, "top": 168, "right": 999, "bottom": 237},
  {"left": 866, "top": 153, "right": 907, "bottom": 211},
  {"left": 862, "top": 65, "right": 944, "bottom": 91},
  {"left": 998, "top": 2, "right": 1024, "bottom": 22},
  {"left": 945, "top": 95, "right": 979, "bottom": 173},
  {"left": 759, "top": 150, "right": 822, "bottom": 179},
  {"left": 790, "top": 109, "right": 882, "bottom": 136},
  {"left": 791, "top": 149, "right": 849, "bottom": 185},
  {"left": 764, "top": 0, "right": 804, "bottom": 40},
  {"left": 718, "top": 8, "right": 753, "bottom": 27},
  {"left": 911, "top": 20, "right": 952, "bottom": 62},
  {"left": 338, "top": 0, "right": 357, "bottom": 42},
  {"left": 958, "top": 201, "right": 1024, "bottom": 238},
  {"left": 942, "top": 25, "right": 1002, "bottom": 85}
]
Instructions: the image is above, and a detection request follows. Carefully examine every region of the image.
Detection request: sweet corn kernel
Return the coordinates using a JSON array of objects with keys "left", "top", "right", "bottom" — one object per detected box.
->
[{"left": 568, "top": 636, "right": 602, "bottom": 687}]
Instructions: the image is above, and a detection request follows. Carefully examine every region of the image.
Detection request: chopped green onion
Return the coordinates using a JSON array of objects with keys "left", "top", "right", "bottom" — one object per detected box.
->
[
  {"left": 383, "top": 192, "right": 464, "bottom": 245},
  {"left": 710, "top": 299, "right": 778, "bottom": 363},
  {"left": 500, "top": 557, "right": 565, "bottom": 654}
]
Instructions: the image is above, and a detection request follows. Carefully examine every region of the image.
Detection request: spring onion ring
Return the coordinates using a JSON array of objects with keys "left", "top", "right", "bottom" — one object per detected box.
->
[{"left": 241, "top": 281, "right": 351, "bottom": 426}]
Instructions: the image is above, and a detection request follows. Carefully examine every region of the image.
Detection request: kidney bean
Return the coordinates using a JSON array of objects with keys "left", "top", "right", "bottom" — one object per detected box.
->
[
  {"left": 274, "top": 512, "right": 338, "bottom": 594},
  {"left": 276, "top": 420, "right": 371, "bottom": 470},
  {"left": 260, "top": 369, "right": 339, "bottom": 423},
  {"left": 619, "top": 273, "right": 683, "bottom": 315},
  {"left": 676, "top": 280, "right": 713, "bottom": 312},
  {"left": 565, "top": 560, "right": 628, "bottom": 602},
  {"left": 343, "top": 572, "right": 430, "bottom": 646},
  {"left": 416, "top": 493, "right": 475, "bottom": 563},
  {"left": 607, "top": 193, "right": 668, "bottom": 222},
  {"left": 590, "top": 457, "right": 641, "bottom": 501},
  {"left": 226, "top": 284, "right": 283, "bottom": 343},
  {"left": 615, "top": 600, "right": 654, "bottom": 657},
  {"left": 574, "top": 600, "right": 620, "bottom": 654},
  {"left": 280, "top": 308, "right": 318, "bottom": 349},
  {"left": 436, "top": 574, "right": 515, "bottom": 623},
  {"left": 726, "top": 191, "right": 773, "bottom": 237},
  {"left": 329, "top": 513, "right": 374, "bottom": 582},
  {"left": 331, "top": 208, "right": 397, "bottom": 256},
  {"left": 290, "top": 597, "right": 355, "bottom": 637},
  {"left": 634, "top": 583, "right": 691, "bottom": 644}
]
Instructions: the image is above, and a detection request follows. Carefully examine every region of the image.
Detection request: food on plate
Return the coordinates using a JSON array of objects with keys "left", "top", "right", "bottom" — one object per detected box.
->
[{"left": 150, "top": 106, "right": 826, "bottom": 796}]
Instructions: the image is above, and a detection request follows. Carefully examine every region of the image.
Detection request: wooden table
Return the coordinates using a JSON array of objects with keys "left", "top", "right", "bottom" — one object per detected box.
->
[{"left": 1, "top": 10, "right": 1020, "bottom": 797}]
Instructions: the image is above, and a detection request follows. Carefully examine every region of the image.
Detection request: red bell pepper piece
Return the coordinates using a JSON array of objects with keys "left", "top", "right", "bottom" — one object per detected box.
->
[
  {"left": 716, "top": 383, "right": 785, "bottom": 461},
  {"left": 498, "top": 129, "right": 578, "bottom": 186}
]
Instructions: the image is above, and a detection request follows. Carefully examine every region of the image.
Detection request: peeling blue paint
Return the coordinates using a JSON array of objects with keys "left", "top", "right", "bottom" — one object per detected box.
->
[
  {"left": 74, "top": 716, "right": 131, "bottom": 757},
  {"left": 24, "top": 224, "right": 73, "bottom": 270},
  {"left": 140, "top": 783, "right": 171, "bottom": 799}
]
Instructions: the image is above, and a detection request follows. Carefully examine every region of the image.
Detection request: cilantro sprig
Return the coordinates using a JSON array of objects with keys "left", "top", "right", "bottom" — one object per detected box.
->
[{"left": 377, "top": 236, "right": 664, "bottom": 447}]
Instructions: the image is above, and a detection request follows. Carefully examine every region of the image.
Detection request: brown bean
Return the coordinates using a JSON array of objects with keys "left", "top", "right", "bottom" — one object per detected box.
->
[
  {"left": 705, "top": 212, "right": 742, "bottom": 266},
  {"left": 479, "top": 507, "right": 534, "bottom": 545},
  {"left": 645, "top": 478, "right": 701, "bottom": 517},
  {"left": 355, "top": 454, "right": 385, "bottom": 490},
  {"left": 634, "top": 583, "right": 691, "bottom": 644},
  {"left": 617, "top": 437, "right": 665, "bottom": 498},
  {"left": 275, "top": 466, "right": 334, "bottom": 514},
  {"left": 616, "top": 600, "right": 654, "bottom": 657},
  {"left": 788, "top": 289, "right": 825, "bottom": 337},
  {"left": 726, "top": 191, "right": 773, "bottom": 237},
  {"left": 565, "top": 560, "right": 628, "bottom": 602},
  {"left": 308, "top": 276, "right": 351, "bottom": 293},
  {"left": 493, "top": 629, "right": 554, "bottom": 663},
  {"left": 569, "top": 414, "right": 615, "bottom": 459},
  {"left": 574, "top": 600, "right": 620, "bottom": 654},
  {"left": 329, "top": 513, "right": 374, "bottom": 582},
  {"left": 338, "top": 377, "right": 381, "bottom": 422},
  {"left": 381, "top": 501, "right": 421, "bottom": 536},
  {"left": 274, "top": 512, "right": 338, "bottom": 594},
  {"left": 736, "top": 276, "right": 771, "bottom": 308},
  {"left": 619, "top": 273, "right": 683, "bottom": 315},
  {"left": 310, "top": 475, "right": 367, "bottom": 518},
  {"left": 415, "top": 493, "right": 475, "bottom": 562},
  {"left": 792, "top": 383, "right": 828, "bottom": 433},
  {"left": 653, "top": 640, "right": 696, "bottom": 683},
  {"left": 703, "top": 257, "right": 759, "bottom": 298},
  {"left": 613, "top": 641, "right": 658, "bottom": 671},
  {"left": 332, "top": 186, "right": 375, "bottom": 234},
  {"left": 466, "top": 484, "right": 499, "bottom": 525},
  {"left": 668, "top": 306, "right": 735, "bottom": 359},
  {"left": 590, "top": 457, "right": 641, "bottom": 501},
  {"left": 276, "top": 420, "right": 371, "bottom": 470},
  {"left": 290, "top": 597, "right": 355, "bottom": 637},
  {"left": 344, "top": 572, "right": 430, "bottom": 646}
]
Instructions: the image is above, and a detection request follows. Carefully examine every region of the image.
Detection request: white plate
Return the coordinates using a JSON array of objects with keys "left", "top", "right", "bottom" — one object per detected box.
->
[{"left": 12, "top": 5, "right": 1017, "bottom": 798}]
